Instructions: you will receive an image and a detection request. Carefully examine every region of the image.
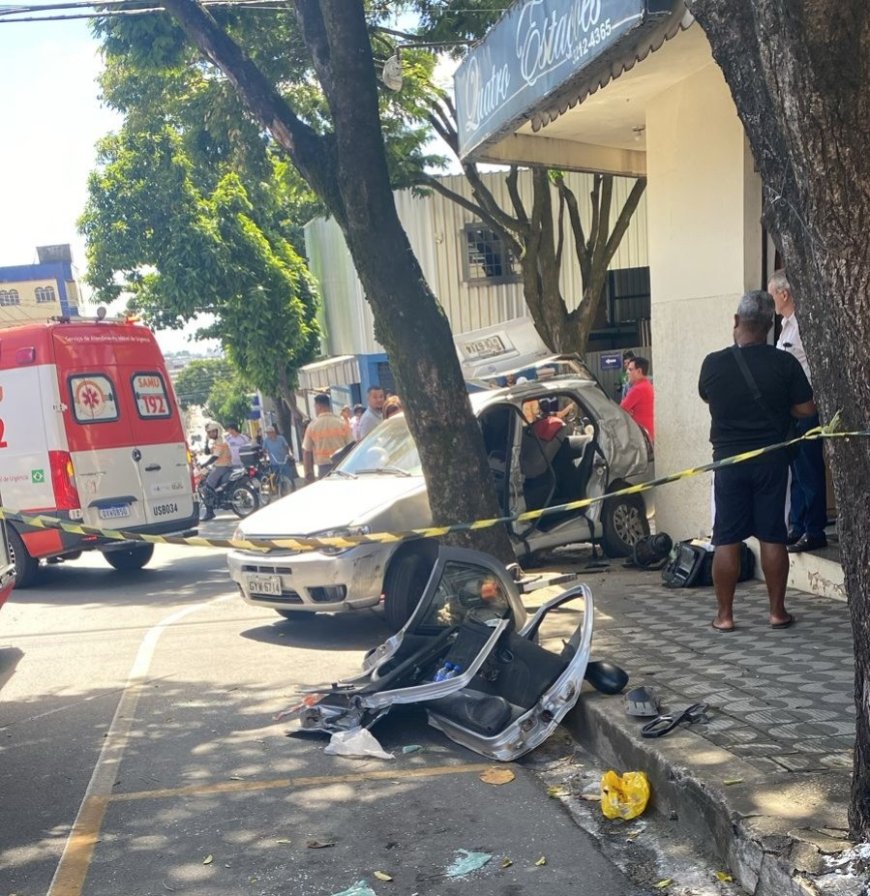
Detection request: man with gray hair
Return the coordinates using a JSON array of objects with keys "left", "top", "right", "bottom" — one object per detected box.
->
[
  {"left": 698, "top": 290, "right": 815, "bottom": 632},
  {"left": 768, "top": 269, "right": 828, "bottom": 553}
]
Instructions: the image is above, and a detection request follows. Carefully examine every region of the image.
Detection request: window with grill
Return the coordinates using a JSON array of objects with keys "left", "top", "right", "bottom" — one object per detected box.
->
[
  {"left": 0, "top": 289, "right": 20, "bottom": 306},
  {"left": 35, "top": 286, "right": 57, "bottom": 303},
  {"left": 462, "top": 225, "right": 518, "bottom": 283}
]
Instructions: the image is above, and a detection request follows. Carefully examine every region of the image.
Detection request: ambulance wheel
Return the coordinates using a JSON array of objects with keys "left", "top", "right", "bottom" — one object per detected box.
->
[
  {"left": 230, "top": 483, "right": 259, "bottom": 518},
  {"left": 104, "top": 544, "right": 155, "bottom": 572},
  {"left": 8, "top": 528, "right": 40, "bottom": 588},
  {"left": 601, "top": 490, "right": 649, "bottom": 558}
]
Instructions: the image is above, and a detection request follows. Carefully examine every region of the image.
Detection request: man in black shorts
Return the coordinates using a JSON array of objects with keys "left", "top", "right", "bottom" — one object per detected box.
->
[{"left": 698, "top": 290, "right": 815, "bottom": 632}]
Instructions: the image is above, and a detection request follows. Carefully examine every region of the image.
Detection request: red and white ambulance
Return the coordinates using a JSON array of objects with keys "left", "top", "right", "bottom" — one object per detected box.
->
[{"left": 0, "top": 317, "right": 198, "bottom": 587}]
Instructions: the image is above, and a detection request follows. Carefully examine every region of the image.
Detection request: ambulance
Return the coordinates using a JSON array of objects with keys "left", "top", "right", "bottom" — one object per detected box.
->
[{"left": 0, "top": 316, "right": 199, "bottom": 587}]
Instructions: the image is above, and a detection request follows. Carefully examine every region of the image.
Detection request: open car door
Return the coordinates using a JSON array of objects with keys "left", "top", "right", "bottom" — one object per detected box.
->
[{"left": 288, "top": 546, "right": 609, "bottom": 762}]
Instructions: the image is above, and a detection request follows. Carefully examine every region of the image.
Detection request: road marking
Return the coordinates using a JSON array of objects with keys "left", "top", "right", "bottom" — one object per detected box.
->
[
  {"left": 47, "top": 598, "right": 232, "bottom": 896},
  {"left": 109, "top": 762, "right": 496, "bottom": 803}
]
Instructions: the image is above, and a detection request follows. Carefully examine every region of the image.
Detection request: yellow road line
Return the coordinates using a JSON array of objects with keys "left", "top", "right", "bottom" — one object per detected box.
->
[{"left": 109, "top": 761, "right": 496, "bottom": 803}]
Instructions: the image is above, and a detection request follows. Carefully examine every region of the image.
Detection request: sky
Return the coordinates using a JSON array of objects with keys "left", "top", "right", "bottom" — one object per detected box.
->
[{"left": 0, "top": 4, "right": 214, "bottom": 354}]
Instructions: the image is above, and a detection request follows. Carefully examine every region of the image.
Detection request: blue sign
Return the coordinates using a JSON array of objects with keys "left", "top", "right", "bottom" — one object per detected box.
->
[
  {"left": 455, "top": 0, "right": 674, "bottom": 159},
  {"left": 600, "top": 352, "right": 623, "bottom": 371}
]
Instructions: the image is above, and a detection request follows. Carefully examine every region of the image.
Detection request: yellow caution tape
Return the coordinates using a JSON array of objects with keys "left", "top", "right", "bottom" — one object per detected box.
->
[{"left": 0, "top": 418, "right": 865, "bottom": 553}]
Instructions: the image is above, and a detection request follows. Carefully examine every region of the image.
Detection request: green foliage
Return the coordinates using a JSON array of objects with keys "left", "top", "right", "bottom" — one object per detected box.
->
[
  {"left": 205, "top": 369, "right": 254, "bottom": 428},
  {"left": 173, "top": 358, "right": 234, "bottom": 410}
]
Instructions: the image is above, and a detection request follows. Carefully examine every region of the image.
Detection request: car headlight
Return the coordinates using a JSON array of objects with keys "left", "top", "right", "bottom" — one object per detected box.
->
[{"left": 312, "top": 525, "right": 371, "bottom": 556}]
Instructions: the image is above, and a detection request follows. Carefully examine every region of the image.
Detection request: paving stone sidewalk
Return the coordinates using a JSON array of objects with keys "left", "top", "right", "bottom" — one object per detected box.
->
[{"left": 531, "top": 557, "right": 864, "bottom": 896}]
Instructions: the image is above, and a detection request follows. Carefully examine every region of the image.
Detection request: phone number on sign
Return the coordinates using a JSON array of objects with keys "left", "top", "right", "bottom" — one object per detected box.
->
[{"left": 575, "top": 19, "right": 612, "bottom": 59}]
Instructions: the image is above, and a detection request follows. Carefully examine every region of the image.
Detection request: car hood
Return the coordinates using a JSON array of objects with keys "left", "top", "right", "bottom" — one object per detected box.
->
[{"left": 238, "top": 474, "right": 429, "bottom": 537}]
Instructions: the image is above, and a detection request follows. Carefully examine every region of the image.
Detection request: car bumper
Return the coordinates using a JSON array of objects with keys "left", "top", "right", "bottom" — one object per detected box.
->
[{"left": 227, "top": 542, "right": 393, "bottom": 613}]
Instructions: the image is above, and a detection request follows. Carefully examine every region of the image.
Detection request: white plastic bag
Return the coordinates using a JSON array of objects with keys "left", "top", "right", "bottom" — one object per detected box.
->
[{"left": 324, "top": 727, "right": 395, "bottom": 760}]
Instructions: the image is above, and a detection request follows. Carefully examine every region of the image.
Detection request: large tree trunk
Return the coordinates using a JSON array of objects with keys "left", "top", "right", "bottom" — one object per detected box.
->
[
  {"left": 162, "top": 0, "right": 513, "bottom": 561},
  {"left": 687, "top": 0, "right": 870, "bottom": 836}
]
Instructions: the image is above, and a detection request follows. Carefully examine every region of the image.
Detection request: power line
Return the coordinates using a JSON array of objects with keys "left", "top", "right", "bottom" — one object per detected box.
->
[{"left": 0, "top": 0, "right": 287, "bottom": 23}]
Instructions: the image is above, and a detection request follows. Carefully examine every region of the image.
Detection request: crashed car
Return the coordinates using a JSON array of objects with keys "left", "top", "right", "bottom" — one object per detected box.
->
[
  {"left": 282, "top": 546, "right": 626, "bottom": 762},
  {"left": 228, "top": 373, "right": 652, "bottom": 630}
]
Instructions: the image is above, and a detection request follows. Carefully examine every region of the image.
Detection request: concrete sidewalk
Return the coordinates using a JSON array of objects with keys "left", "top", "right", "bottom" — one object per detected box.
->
[{"left": 531, "top": 553, "right": 862, "bottom": 896}]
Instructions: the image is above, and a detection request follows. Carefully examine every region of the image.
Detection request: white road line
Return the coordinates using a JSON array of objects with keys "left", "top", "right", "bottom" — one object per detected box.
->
[{"left": 47, "top": 596, "right": 233, "bottom": 896}]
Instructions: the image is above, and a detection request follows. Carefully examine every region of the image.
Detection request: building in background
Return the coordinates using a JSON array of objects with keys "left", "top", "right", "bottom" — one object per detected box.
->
[
  {"left": 301, "top": 169, "right": 649, "bottom": 412},
  {"left": 0, "top": 244, "right": 82, "bottom": 328}
]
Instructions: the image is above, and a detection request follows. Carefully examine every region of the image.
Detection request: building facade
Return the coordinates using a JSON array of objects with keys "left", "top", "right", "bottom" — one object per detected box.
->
[
  {"left": 302, "top": 168, "right": 649, "bottom": 412},
  {"left": 0, "top": 244, "right": 81, "bottom": 328},
  {"left": 454, "top": 0, "right": 776, "bottom": 542}
]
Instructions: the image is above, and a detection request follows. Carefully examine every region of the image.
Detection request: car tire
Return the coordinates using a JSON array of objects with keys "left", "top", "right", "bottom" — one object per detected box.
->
[
  {"left": 601, "top": 491, "right": 649, "bottom": 558},
  {"left": 230, "top": 484, "right": 260, "bottom": 518},
  {"left": 383, "top": 552, "right": 432, "bottom": 632},
  {"left": 104, "top": 543, "right": 155, "bottom": 572},
  {"left": 8, "top": 527, "right": 41, "bottom": 588}
]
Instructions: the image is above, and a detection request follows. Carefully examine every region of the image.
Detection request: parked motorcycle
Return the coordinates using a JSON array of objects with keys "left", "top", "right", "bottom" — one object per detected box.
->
[{"left": 195, "top": 460, "right": 260, "bottom": 519}]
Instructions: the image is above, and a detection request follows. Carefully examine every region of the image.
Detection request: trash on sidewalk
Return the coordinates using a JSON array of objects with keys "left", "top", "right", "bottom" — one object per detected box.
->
[
  {"left": 624, "top": 686, "right": 660, "bottom": 717},
  {"left": 641, "top": 703, "right": 711, "bottom": 738},
  {"left": 600, "top": 770, "right": 651, "bottom": 820},
  {"left": 324, "top": 727, "right": 395, "bottom": 760},
  {"left": 446, "top": 849, "right": 493, "bottom": 877}
]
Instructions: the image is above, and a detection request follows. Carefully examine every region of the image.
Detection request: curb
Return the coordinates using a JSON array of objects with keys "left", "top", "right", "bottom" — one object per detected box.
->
[{"left": 564, "top": 691, "right": 856, "bottom": 896}]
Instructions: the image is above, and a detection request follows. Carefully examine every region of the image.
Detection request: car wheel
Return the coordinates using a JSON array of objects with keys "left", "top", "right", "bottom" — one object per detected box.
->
[
  {"left": 601, "top": 492, "right": 649, "bottom": 558},
  {"left": 230, "top": 484, "right": 260, "bottom": 518},
  {"left": 7, "top": 528, "right": 41, "bottom": 588},
  {"left": 383, "top": 552, "right": 432, "bottom": 631},
  {"left": 104, "top": 544, "right": 155, "bottom": 572}
]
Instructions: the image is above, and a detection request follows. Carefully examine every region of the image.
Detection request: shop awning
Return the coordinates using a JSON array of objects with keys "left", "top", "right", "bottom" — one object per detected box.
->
[
  {"left": 454, "top": 0, "right": 698, "bottom": 174},
  {"left": 297, "top": 355, "right": 360, "bottom": 392}
]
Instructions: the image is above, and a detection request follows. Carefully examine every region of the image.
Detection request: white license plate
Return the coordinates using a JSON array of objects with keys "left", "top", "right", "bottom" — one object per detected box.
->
[
  {"left": 246, "top": 574, "right": 282, "bottom": 596},
  {"left": 99, "top": 505, "right": 131, "bottom": 520}
]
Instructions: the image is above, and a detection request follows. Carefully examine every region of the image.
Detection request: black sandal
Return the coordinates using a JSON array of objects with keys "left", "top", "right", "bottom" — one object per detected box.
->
[{"left": 641, "top": 703, "right": 711, "bottom": 738}]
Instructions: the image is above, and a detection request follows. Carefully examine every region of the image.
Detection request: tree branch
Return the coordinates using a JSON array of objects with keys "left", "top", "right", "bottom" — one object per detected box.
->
[{"left": 161, "top": 0, "right": 342, "bottom": 224}]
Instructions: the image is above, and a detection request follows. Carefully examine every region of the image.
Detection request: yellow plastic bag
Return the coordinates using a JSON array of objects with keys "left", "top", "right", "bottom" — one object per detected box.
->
[{"left": 600, "top": 770, "right": 651, "bottom": 820}]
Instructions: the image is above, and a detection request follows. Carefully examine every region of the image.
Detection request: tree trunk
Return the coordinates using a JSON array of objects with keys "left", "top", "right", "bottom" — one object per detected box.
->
[
  {"left": 162, "top": 0, "right": 513, "bottom": 562},
  {"left": 688, "top": 0, "right": 870, "bottom": 837}
]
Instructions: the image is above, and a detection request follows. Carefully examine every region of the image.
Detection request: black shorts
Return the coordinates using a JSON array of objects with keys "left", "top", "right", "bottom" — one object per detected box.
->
[{"left": 712, "top": 458, "right": 788, "bottom": 546}]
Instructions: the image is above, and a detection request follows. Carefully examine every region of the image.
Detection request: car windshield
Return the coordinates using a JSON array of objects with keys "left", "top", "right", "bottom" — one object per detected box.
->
[{"left": 336, "top": 415, "right": 423, "bottom": 476}]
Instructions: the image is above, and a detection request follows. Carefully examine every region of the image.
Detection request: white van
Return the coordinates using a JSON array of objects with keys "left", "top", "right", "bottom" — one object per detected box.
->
[{"left": 0, "top": 317, "right": 198, "bottom": 587}]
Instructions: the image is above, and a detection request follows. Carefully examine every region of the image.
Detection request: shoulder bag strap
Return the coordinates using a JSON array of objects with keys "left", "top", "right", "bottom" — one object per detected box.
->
[{"left": 730, "top": 344, "right": 777, "bottom": 425}]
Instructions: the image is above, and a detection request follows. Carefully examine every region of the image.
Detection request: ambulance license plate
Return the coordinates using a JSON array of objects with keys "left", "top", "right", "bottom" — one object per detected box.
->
[
  {"left": 246, "top": 574, "right": 282, "bottom": 596},
  {"left": 99, "top": 505, "right": 131, "bottom": 520}
]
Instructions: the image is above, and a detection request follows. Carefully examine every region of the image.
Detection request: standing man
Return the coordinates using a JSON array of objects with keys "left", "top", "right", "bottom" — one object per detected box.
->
[
  {"left": 619, "top": 350, "right": 636, "bottom": 399},
  {"left": 698, "top": 290, "right": 815, "bottom": 632},
  {"left": 620, "top": 356, "right": 655, "bottom": 441},
  {"left": 302, "top": 394, "right": 352, "bottom": 481},
  {"left": 357, "top": 385, "right": 386, "bottom": 440},
  {"left": 768, "top": 269, "right": 828, "bottom": 552}
]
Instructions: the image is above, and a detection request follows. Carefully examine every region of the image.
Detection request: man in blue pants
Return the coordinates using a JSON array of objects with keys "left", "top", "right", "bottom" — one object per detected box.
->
[{"left": 768, "top": 270, "right": 828, "bottom": 552}]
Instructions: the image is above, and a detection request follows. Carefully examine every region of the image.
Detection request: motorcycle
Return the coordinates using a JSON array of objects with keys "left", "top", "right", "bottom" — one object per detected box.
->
[{"left": 195, "top": 458, "right": 260, "bottom": 519}]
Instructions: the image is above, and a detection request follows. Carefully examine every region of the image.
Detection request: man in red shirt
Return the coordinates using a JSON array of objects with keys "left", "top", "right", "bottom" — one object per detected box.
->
[{"left": 620, "top": 356, "right": 654, "bottom": 441}]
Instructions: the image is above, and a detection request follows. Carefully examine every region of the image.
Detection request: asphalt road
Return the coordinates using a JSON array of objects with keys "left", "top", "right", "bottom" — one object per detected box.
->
[{"left": 0, "top": 524, "right": 644, "bottom": 896}]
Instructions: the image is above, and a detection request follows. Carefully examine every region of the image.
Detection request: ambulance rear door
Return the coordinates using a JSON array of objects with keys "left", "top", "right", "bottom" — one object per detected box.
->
[{"left": 54, "top": 325, "right": 195, "bottom": 531}]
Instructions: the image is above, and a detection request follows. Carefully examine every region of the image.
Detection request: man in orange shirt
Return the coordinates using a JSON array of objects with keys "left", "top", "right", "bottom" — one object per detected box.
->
[
  {"left": 302, "top": 394, "right": 352, "bottom": 481},
  {"left": 620, "top": 356, "right": 654, "bottom": 441}
]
